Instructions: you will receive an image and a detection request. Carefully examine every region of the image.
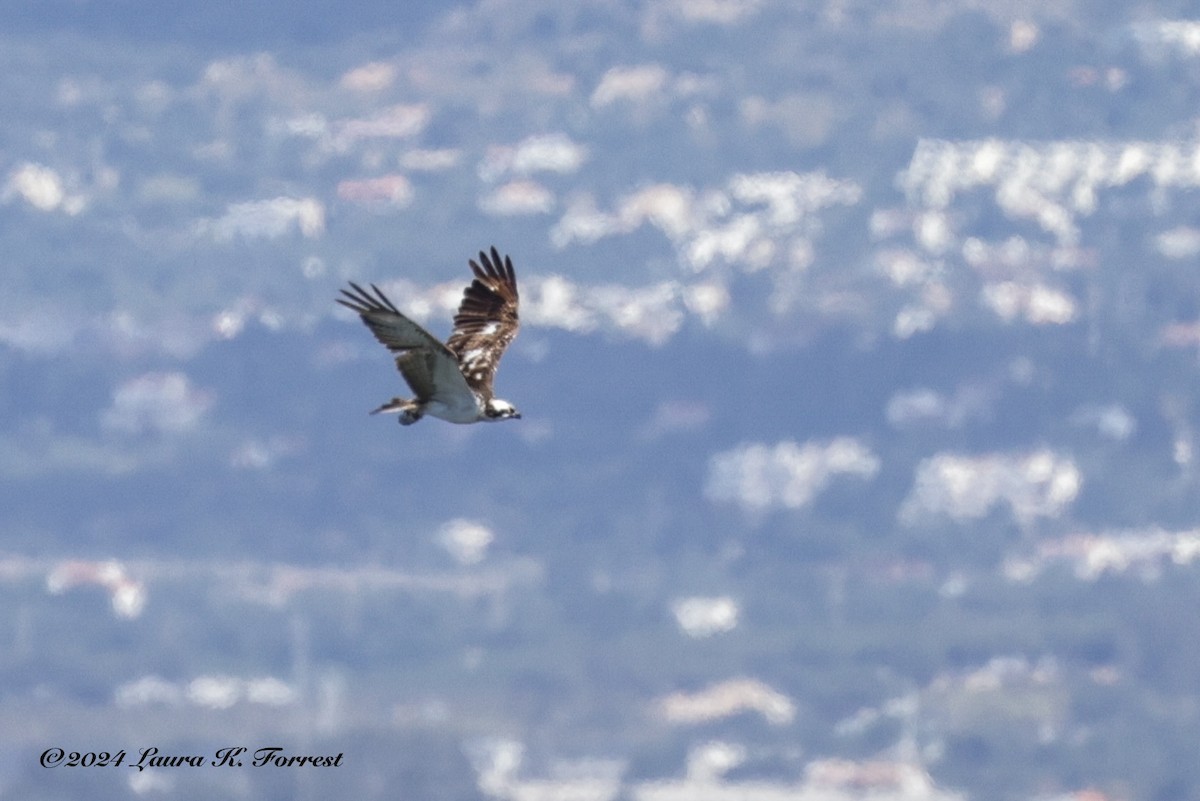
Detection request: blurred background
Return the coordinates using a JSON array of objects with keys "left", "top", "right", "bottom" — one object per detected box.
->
[{"left": 3, "top": 1, "right": 1200, "bottom": 799}]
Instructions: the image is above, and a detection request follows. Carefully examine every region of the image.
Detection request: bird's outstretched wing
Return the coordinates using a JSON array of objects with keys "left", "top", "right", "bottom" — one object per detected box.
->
[
  {"left": 337, "top": 282, "right": 471, "bottom": 402},
  {"left": 444, "top": 247, "right": 520, "bottom": 396},
  {"left": 337, "top": 281, "right": 448, "bottom": 354}
]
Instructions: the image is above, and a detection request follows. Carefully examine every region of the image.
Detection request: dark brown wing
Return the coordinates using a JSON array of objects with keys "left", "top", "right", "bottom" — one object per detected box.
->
[{"left": 444, "top": 247, "right": 520, "bottom": 396}]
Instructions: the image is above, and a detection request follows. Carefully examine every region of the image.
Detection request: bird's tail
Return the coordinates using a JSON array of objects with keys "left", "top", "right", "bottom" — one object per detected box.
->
[{"left": 370, "top": 397, "right": 411, "bottom": 415}]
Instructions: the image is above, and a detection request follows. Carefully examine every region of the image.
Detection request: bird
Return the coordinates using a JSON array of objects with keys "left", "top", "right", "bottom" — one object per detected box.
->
[{"left": 337, "top": 247, "right": 522, "bottom": 426}]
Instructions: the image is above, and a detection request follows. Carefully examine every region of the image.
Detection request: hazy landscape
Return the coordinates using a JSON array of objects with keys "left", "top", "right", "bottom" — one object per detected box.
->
[{"left": 4, "top": 1, "right": 1200, "bottom": 799}]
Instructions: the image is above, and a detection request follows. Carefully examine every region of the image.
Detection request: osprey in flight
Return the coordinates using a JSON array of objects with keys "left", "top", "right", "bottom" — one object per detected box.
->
[{"left": 337, "top": 247, "right": 521, "bottom": 425}]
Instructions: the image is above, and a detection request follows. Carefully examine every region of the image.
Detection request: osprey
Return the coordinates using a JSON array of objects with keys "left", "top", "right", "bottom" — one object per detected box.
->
[{"left": 337, "top": 247, "right": 521, "bottom": 425}]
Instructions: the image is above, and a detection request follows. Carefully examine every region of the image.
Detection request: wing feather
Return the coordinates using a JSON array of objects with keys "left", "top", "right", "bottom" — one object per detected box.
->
[
  {"left": 394, "top": 350, "right": 436, "bottom": 401},
  {"left": 337, "top": 282, "right": 472, "bottom": 402},
  {"left": 444, "top": 247, "right": 520, "bottom": 397},
  {"left": 337, "top": 282, "right": 446, "bottom": 354}
]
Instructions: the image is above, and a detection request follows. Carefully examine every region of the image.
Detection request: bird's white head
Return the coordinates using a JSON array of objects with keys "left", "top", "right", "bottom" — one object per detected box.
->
[{"left": 483, "top": 398, "right": 521, "bottom": 422}]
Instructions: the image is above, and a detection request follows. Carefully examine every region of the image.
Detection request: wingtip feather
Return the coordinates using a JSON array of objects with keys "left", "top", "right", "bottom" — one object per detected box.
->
[
  {"left": 465, "top": 246, "right": 517, "bottom": 290},
  {"left": 336, "top": 280, "right": 404, "bottom": 316}
]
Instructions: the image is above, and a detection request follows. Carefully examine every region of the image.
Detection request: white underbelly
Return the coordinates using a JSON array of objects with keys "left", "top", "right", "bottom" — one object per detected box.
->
[{"left": 426, "top": 394, "right": 483, "bottom": 424}]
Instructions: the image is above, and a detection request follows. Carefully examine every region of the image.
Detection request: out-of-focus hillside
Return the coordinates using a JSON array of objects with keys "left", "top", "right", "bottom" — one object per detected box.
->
[{"left": 4, "top": 2, "right": 1200, "bottom": 800}]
